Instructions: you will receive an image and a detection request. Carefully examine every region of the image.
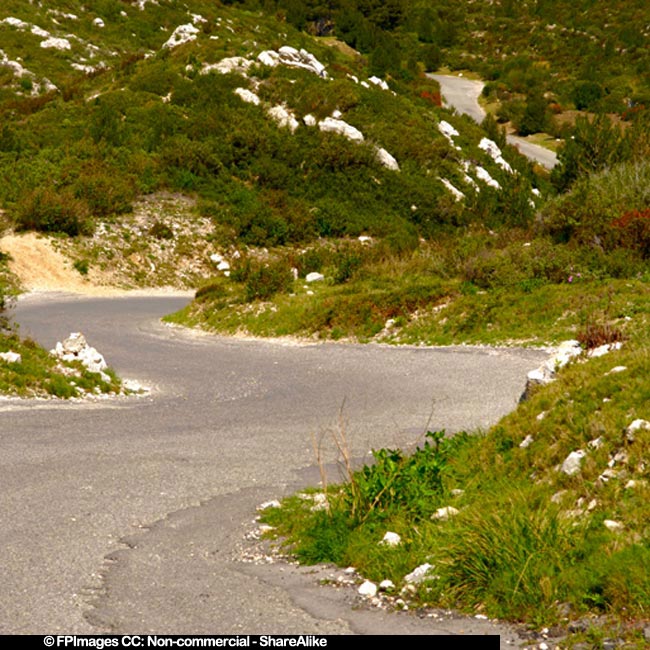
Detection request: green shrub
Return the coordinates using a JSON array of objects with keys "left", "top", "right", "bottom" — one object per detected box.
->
[{"left": 14, "top": 188, "right": 94, "bottom": 236}]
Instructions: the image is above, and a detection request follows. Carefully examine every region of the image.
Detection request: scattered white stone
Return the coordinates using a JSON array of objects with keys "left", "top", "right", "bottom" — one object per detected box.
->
[
  {"left": 267, "top": 105, "right": 300, "bottom": 132},
  {"left": 479, "top": 138, "right": 513, "bottom": 173},
  {"left": 625, "top": 480, "right": 638, "bottom": 489},
  {"left": 451, "top": 488, "right": 464, "bottom": 497},
  {"left": 41, "top": 37, "right": 72, "bottom": 50},
  {"left": 587, "top": 499, "right": 598, "bottom": 511},
  {"left": 626, "top": 419, "right": 650, "bottom": 442},
  {"left": 606, "top": 365, "right": 627, "bottom": 375},
  {"left": 318, "top": 117, "right": 364, "bottom": 143},
  {"left": 550, "top": 490, "right": 567, "bottom": 504},
  {"left": 162, "top": 23, "right": 199, "bottom": 49},
  {"left": 560, "top": 450, "right": 585, "bottom": 476},
  {"left": 375, "top": 147, "right": 399, "bottom": 171},
  {"left": 278, "top": 46, "right": 327, "bottom": 77},
  {"left": 358, "top": 580, "right": 377, "bottom": 597},
  {"left": 588, "top": 437, "right": 604, "bottom": 450},
  {"left": 520, "top": 434, "right": 534, "bottom": 449},
  {"left": 603, "top": 519, "right": 624, "bottom": 532},
  {"left": 438, "top": 120, "right": 459, "bottom": 140},
  {"left": 439, "top": 178, "right": 465, "bottom": 201},
  {"left": 532, "top": 188, "right": 541, "bottom": 197},
  {"left": 522, "top": 340, "right": 582, "bottom": 399},
  {"left": 358, "top": 236, "right": 372, "bottom": 244},
  {"left": 305, "top": 272, "right": 324, "bottom": 283},
  {"left": 344, "top": 566, "right": 356, "bottom": 575},
  {"left": 331, "top": 109, "right": 342, "bottom": 119},
  {"left": 536, "top": 411, "right": 547, "bottom": 421},
  {"left": 31, "top": 25, "right": 51, "bottom": 38},
  {"left": 380, "top": 531, "right": 401, "bottom": 547},
  {"left": 360, "top": 81, "right": 370, "bottom": 89},
  {"left": 0, "top": 351, "right": 21, "bottom": 364},
  {"left": 303, "top": 113, "right": 317, "bottom": 127},
  {"left": 217, "top": 260, "right": 230, "bottom": 272},
  {"left": 257, "top": 499, "right": 281, "bottom": 511},
  {"left": 368, "top": 76, "right": 389, "bottom": 91},
  {"left": 210, "top": 253, "right": 223, "bottom": 264},
  {"left": 589, "top": 342, "right": 622, "bottom": 358},
  {"left": 233, "top": 87, "right": 261, "bottom": 105},
  {"left": 202, "top": 57, "right": 253, "bottom": 76},
  {"left": 308, "top": 494, "right": 327, "bottom": 512},
  {"left": 598, "top": 468, "right": 619, "bottom": 484},
  {"left": 93, "top": 17, "right": 105, "bottom": 28},
  {"left": 191, "top": 14, "right": 207, "bottom": 24},
  {"left": 379, "top": 579, "right": 395, "bottom": 591},
  {"left": 51, "top": 333, "right": 109, "bottom": 378},
  {"left": 257, "top": 50, "right": 280, "bottom": 67},
  {"left": 474, "top": 165, "right": 501, "bottom": 189},
  {"left": 404, "top": 563, "right": 434, "bottom": 585},
  {"left": 432, "top": 506, "right": 459, "bottom": 520},
  {"left": 475, "top": 614, "right": 488, "bottom": 620}
]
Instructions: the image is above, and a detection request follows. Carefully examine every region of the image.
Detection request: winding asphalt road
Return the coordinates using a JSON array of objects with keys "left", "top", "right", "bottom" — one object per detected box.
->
[
  {"left": 1, "top": 293, "right": 548, "bottom": 640},
  {"left": 430, "top": 74, "right": 558, "bottom": 170}
]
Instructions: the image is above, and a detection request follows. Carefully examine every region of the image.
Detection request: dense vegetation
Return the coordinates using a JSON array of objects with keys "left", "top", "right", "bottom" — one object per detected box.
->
[{"left": 232, "top": 0, "right": 650, "bottom": 133}]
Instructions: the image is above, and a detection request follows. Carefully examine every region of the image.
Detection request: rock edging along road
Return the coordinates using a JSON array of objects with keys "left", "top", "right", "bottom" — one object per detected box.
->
[
  {"left": 430, "top": 73, "right": 559, "bottom": 170},
  {"left": 2, "top": 293, "right": 548, "bottom": 641}
]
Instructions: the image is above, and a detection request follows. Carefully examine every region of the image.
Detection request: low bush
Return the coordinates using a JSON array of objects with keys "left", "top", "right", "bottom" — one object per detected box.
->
[{"left": 14, "top": 187, "right": 94, "bottom": 236}]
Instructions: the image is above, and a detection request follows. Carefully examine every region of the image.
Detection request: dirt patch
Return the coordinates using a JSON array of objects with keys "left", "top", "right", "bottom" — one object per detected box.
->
[
  {"left": 0, "top": 232, "right": 115, "bottom": 295},
  {"left": 0, "top": 193, "right": 219, "bottom": 297}
]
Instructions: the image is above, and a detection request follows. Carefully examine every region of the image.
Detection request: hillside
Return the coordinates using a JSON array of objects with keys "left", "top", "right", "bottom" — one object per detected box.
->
[{"left": 1, "top": 2, "right": 650, "bottom": 644}]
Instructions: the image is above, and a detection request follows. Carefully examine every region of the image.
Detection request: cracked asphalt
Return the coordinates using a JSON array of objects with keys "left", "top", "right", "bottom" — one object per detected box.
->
[{"left": 1, "top": 293, "right": 548, "bottom": 642}]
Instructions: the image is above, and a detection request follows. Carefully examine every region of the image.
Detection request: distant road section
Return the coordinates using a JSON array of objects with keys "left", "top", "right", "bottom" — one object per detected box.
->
[{"left": 429, "top": 73, "right": 558, "bottom": 170}]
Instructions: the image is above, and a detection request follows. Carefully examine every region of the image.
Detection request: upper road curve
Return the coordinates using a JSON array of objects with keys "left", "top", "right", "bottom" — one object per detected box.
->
[{"left": 429, "top": 73, "right": 559, "bottom": 170}]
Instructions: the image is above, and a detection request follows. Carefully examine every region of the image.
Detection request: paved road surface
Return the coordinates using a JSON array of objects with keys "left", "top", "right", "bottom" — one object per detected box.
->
[
  {"left": 430, "top": 74, "right": 558, "bottom": 170},
  {"left": 1, "top": 293, "right": 548, "bottom": 641}
]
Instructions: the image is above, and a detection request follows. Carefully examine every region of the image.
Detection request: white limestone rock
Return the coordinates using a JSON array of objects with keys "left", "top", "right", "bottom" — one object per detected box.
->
[
  {"left": 520, "top": 434, "right": 534, "bottom": 449},
  {"left": 233, "top": 87, "right": 261, "bottom": 105},
  {"left": 378, "top": 579, "right": 395, "bottom": 591},
  {"left": 358, "top": 580, "right": 377, "bottom": 597},
  {"left": 380, "top": 531, "right": 401, "bottom": 547},
  {"left": 267, "top": 105, "right": 300, "bottom": 132},
  {"left": 162, "top": 23, "right": 199, "bottom": 49},
  {"left": 438, "top": 120, "right": 459, "bottom": 140},
  {"left": 479, "top": 137, "right": 513, "bottom": 173},
  {"left": 439, "top": 178, "right": 465, "bottom": 201},
  {"left": 93, "top": 17, "right": 105, "bottom": 27},
  {"left": 318, "top": 117, "right": 364, "bottom": 143},
  {"left": 0, "top": 351, "right": 21, "bottom": 364},
  {"left": 432, "top": 506, "right": 459, "bottom": 520},
  {"left": 202, "top": 57, "right": 254, "bottom": 76},
  {"left": 305, "top": 272, "right": 324, "bottom": 283},
  {"left": 560, "top": 450, "right": 586, "bottom": 476},
  {"left": 404, "top": 563, "right": 434, "bottom": 585},
  {"left": 368, "top": 76, "right": 389, "bottom": 91},
  {"left": 375, "top": 147, "right": 399, "bottom": 171},
  {"left": 626, "top": 419, "right": 650, "bottom": 442},
  {"left": 257, "top": 50, "right": 280, "bottom": 67},
  {"left": 604, "top": 520, "right": 624, "bottom": 532},
  {"left": 41, "top": 37, "right": 72, "bottom": 50},
  {"left": 474, "top": 165, "right": 501, "bottom": 189}
]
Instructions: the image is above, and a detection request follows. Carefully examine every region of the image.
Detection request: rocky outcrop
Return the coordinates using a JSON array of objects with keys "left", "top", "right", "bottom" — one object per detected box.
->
[
  {"left": 257, "top": 46, "right": 328, "bottom": 78},
  {"left": 51, "top": 332, "right": 110, "bottom": 381}
]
